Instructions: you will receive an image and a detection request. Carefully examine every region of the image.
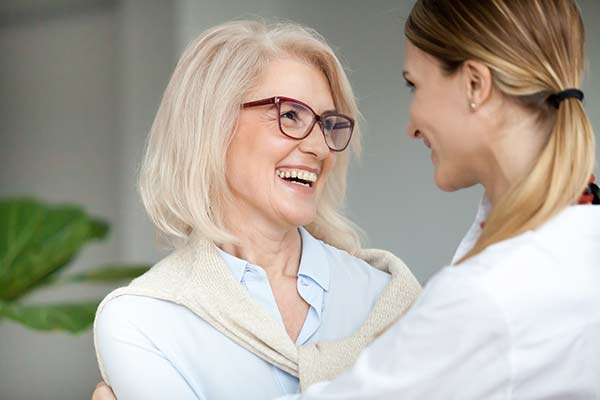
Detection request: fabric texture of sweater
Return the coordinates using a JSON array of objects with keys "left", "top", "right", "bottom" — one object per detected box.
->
[{"left": 93, "top": 236, "right": 421, "bottom": 391}]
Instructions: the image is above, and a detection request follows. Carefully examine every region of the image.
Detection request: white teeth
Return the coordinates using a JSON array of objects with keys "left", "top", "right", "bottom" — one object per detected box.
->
[
  {"left": 275, "top": 169, "right": 318, "bottom": 183},
  {"left": 291, "top": 181, "right": 309, "bottom": 187}
]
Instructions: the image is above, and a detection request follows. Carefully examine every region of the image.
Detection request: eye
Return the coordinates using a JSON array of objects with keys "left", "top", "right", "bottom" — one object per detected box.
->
[
  {"left": 405, "top": 79, "right": 415, "bottom": 93},
  {"left": 281, "top": 110, "right": 300, "bottom": 121}
]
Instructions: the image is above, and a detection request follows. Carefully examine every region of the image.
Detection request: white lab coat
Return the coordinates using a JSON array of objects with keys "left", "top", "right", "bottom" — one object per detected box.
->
[{"left": 286, "top": 199, "right": 600, "bottom": 399}]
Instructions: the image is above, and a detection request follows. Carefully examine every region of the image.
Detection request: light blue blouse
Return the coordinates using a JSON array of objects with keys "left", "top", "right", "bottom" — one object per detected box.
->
[{"left": 95, "top": 228, "right": 390, "bottom": 400}]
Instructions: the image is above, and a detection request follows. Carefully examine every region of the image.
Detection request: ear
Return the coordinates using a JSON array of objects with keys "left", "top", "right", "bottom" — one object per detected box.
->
[{"left": 462, "top": 60, "right": 493, "bottom": 109}]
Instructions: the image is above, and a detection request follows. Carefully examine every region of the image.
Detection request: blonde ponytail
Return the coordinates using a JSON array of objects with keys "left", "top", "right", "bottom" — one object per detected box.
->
[
  {"left": 405, "top": 0, "right": 596, "bottom": 263},
  {"left": 459, "top": 98, "right": 594, "bottom": 262}
]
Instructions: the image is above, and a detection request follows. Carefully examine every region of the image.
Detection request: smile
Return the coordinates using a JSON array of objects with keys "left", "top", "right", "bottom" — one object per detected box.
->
[{"left": 276, "top": 169, "right": 318, "bottom": 188}]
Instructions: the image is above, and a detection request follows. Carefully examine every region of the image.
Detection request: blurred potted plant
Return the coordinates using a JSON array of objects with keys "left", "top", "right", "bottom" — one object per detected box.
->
[{"left": 0, "top": 198, "right": 149, "bottom": 334}]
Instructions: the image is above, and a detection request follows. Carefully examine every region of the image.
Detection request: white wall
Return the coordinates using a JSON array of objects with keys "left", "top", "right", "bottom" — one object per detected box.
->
[
  {"left": 0, "top": 6, "right": 119, "bottom": 400},
  {"left": 0, "top": 1, "right": 174, "bottom": 399},
  {"left": 113, "top": 0, "right": 175, "bottom": 263}
]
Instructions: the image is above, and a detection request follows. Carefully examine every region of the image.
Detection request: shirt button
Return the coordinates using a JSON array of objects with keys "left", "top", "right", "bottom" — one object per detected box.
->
[{"left": 245, "top": 267, "right": 253, "bottom": 273}]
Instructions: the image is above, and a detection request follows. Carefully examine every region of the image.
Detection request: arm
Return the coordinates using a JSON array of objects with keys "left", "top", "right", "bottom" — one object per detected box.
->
[
  {"left": 95, "top": 297, "right": 204, "bottom": 400},
  {"left": 282, "top": 267, "right": 512, "bottom": 399}
]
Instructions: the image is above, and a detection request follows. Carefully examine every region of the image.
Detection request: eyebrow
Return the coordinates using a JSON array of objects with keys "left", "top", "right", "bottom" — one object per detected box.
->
[{"left": 288, "top": 102, "right": 336, "bottom": 115}]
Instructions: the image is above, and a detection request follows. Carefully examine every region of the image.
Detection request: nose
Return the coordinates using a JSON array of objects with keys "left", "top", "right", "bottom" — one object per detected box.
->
[
  {"left": 298, "top": 122, "right": 330, "bottom": 159},
  {"left": 407, "top": 120, "right": 421, "bottom": 139}
]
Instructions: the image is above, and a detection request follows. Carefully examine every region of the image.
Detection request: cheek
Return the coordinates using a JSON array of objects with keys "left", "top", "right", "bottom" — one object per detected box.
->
[
  {"left": 428, "top": 102, "right": 468, "bottom": 153},
  {"left": 320, "top": 153, "right": 338, "bottom": 185},
  {"left": 409, "top": 92, "right": 445, "bottom": 137},
  {"left": 227, "top": 127, "right": 298, "bottom": 192},
  {"left": 434, "top": 128, "right": 484, "bottom": 191},
  {"left": 225, "top": 145, "right": 248, "bottom": 193},
  {"left": 226, "top": 131, "right": 267, "bottom": 192},
  {"left": 326, "top": 152, "right": 337, "bottom": 171}
]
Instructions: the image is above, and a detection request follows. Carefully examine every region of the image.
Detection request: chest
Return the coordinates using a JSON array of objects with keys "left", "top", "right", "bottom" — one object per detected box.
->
[
  {"left": 169, "top": 320, "right": 295, "bottom": 398},
  {"left": 270, "top": 277, "right": 309, "bottom": 342}
]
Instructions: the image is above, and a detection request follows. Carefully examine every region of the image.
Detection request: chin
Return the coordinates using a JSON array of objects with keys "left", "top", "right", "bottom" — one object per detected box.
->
[
  {"left": 434, "top": 168, "right": 462, "bottom": 192},
  {"left": 434, "top": 167, "right": 478, "bottom": 192},
  {"left": 291, "top": 214, "right": 317, "bottom": 228},
  {"left": 435, "top": 180, "right": 459, "bottom": 192},
  {"left": 278, "top": 208, "right": 317, "bottom": 229}
]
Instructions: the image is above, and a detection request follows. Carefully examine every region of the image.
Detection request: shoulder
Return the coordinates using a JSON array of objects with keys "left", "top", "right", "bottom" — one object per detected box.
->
[
  {"left": 94, "top": 242, "right": 218, "bottom": 337},
  {"left": 94, "top": 292, "right": 220, "bottom": 367},
  {"left": 453, "top": 207, "right": 600, "bottom": 329},
  {"left": 309, "top": 242, "right": 394, "bottom": 336},
  {"left": 94, "top": 249, "right": 189, "bottom": 335},
  {"left": 460, "top": 205, "right": 600, "bottom": 276},
  {"left": 319, "top": 240, "right": 391, "bottom": 295},
  {"left": 455, "top": 217, "right": 582, "bottom": 296},
  {"left": 95, "top": 293, "right": 197, "bottom": 339}
]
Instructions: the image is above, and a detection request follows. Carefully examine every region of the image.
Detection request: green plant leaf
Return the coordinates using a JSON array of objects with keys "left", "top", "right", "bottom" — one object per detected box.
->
[
  {"left": 0, "top": 198, "right": 109, "bottom": 301},
  {"left": 54, "top": 264, "right": 150, "bottom": 284},
  {"left": 0, "top": 299, "right": 100, "bottom": 334}
]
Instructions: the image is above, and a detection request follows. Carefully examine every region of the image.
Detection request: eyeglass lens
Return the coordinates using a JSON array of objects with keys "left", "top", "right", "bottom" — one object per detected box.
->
[{"left": 279, "top": 100, "right": 352, "bottom": 151}]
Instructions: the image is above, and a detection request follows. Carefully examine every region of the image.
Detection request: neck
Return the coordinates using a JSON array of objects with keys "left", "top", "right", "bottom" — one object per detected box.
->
[
  {"left": 479, "top": 107, "right": 551, "bottom": 207},
  {"left": 220, "top": 204, "right": 302, "bottom": 281}
]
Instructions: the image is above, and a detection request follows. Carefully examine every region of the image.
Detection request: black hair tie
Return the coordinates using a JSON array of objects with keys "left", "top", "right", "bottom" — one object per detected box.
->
[
  {"left": 590, "top": 181, "right": 600, "bottom": 205},
  {"left": 547, "top": 88, "right": 584, "bottom": 109},
  {"left": 581, "top": 175, "right": 599, "bottom": 205}
]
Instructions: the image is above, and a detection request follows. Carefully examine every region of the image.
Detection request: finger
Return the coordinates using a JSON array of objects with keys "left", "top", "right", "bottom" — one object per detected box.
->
[
  {"left": 95, "top": 382, "right": 107, "bottom": 390},
  {"left": 92, "top": 382, "right": 116, "bottom": 400}
]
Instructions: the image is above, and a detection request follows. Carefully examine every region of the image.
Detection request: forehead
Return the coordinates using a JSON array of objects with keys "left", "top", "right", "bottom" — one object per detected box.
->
[
  {"left": 249, "top": 58, "right": 335, "bottom": 112},
  {"left": 403, "top": 39, "right": 442, "bottom": 76}
]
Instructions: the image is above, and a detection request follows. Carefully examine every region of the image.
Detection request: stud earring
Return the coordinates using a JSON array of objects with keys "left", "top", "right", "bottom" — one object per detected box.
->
[{"left": 469, "top": 102, "right": 477, "bottom": 109}]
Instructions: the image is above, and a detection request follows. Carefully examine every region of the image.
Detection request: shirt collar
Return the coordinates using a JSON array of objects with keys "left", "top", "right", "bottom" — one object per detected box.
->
[
  {"left": 215, "top": 227, "right": 331, "bottom": 291},
  {"left": 451, "top": 193, "right": 491, "bottom": 264},
  {"left": 216, "top": 246, "right": 248, "bottom": 283},
  {"left": 298, "top": 227, "right": 331, "bottom": 292}
]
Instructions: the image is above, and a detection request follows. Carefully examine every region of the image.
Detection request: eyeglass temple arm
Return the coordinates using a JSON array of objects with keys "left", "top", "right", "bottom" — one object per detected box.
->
[
  {"left": 242, "top": 98, "right": 277, "bottom": 108},
  {"left": 334, "top": 121, "right": 352, "bottom": 129}
]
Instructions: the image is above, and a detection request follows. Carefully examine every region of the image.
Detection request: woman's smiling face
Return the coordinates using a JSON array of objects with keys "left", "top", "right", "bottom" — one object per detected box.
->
[
  {"left": 225, "top": 58, "right": 338, "bottom": 230},
  {"left": 404, "top": 40, "right": 489, "bottom": 192}
]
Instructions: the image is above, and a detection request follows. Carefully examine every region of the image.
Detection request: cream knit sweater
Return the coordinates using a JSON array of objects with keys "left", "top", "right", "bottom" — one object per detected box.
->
[{"left": 94, "top": 238, "right": 421, "bottom": 391}]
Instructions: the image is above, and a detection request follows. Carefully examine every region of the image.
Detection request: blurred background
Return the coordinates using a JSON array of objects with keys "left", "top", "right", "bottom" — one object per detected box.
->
[{"left": 0, "top": 1, "right": 599, "bottom": 399}]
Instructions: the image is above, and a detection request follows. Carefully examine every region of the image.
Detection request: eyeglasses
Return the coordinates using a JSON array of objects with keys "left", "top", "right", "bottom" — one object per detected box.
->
[{"left": 242, "top": 96, "right": 355, "bottom": 152}]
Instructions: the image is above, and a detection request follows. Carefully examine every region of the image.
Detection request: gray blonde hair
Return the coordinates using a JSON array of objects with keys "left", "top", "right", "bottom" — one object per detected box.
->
[{"left": 139, "top": 20, "right": 363, "bottom": 253}]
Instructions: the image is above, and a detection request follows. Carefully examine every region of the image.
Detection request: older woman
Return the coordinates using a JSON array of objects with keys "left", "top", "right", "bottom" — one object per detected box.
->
[
  {"left": 280, "top": 0, "right": 600, "bottom": 398},
  {"left": 93, "top": 20, "right": 420, "bottom": 400}
]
